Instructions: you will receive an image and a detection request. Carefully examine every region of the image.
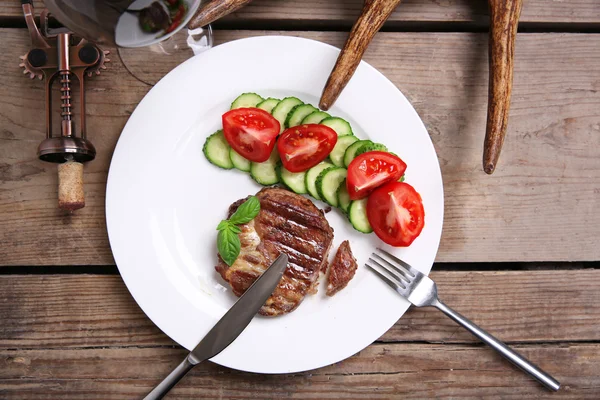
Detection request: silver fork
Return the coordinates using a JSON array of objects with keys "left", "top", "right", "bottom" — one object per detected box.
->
[{"left": 367, "top": 248, "right": 560, "bottom": 391}]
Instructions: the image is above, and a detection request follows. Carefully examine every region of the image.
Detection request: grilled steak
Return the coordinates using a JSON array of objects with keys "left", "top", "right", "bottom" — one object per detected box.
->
[
  {"left": 216, "top": 187, "right": 334, "bottom": 316},
  {"left": 326, "top": 240, "right": 357, "bottom": 297}
]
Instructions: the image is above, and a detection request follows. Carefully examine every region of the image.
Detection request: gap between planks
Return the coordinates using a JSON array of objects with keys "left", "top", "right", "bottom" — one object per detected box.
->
[
  {"left": 0, "top": 262, "right": 598, "bottom": 275},
  {"left": 2, "top": 16, "right": 600, "bottom": 33}
]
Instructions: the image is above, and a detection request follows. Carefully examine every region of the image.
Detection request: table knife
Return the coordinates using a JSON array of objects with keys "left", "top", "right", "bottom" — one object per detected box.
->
[{"left": 144, "top": 253, "right": 288, "bottom": 400}]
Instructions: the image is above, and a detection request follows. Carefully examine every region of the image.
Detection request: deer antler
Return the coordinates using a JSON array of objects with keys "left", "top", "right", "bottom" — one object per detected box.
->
[{"left": 483, "top": 0, "right": 523, "bottom": 174}]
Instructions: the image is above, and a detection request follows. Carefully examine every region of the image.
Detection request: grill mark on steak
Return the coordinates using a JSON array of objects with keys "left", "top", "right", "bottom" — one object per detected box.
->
[
  {"left": 257, "top": 217, "right": 325, "bottom": 262},
  {"left": 326, "top": 240, "right": 358, "bottom": 297},
  {"left": 259, "top": 208, "right": 331, "bottom": 245},
  {"left": 216, "top": 187, "right": 334, "bottom": 316}
]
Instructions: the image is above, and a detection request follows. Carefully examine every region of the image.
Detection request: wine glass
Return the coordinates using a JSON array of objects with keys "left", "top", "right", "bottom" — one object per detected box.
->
[
  {"left": 44, "top": 0, "right": 214, "bottom": 86},
  {"left": 118, "top": 24, "right": 213, "bottom": 86}
]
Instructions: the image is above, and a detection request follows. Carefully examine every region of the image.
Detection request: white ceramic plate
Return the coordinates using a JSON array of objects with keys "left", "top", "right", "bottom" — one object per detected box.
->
[{"left": 106, "top": 36, "right": 443, "bottom": 374}]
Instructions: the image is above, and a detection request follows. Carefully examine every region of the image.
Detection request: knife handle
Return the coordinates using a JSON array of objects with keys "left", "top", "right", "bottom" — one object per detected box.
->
[{"left": 144, "top": 355, "right": 196, "bottom": 400}]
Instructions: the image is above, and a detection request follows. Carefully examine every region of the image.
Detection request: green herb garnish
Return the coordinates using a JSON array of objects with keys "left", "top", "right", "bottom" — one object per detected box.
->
[{"left": 217, "top": 196, "right": 260, "bottom": 266}]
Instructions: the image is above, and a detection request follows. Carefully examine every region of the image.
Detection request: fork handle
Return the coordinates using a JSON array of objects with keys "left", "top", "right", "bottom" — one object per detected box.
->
[{"left": 435, "top": 300, "right": 560, "bottom": 391}]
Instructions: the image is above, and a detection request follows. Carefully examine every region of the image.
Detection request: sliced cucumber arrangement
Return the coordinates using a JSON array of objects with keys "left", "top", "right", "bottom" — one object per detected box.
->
[
  {"left": 337, "top": 179, "right": 351, "bottom": 213},
  {"left": 256, "top": 98, "right": 280, "bottom": 113},
  {"left": 330, "top": 135, "right": 358, "bottom": 167},
  {"left": 286, "top": 104, "right": 318, "bottom": 128},
  {"left": 203, "top": 130, "right": 233, "bottom": 169},
  {"left": 348, "top": 198, "right": 373, "bottom": 233},
  {"left": 230, "top": 93, "right": 263, "bottom": 109},
  {"left": 305, "top": 162, "right": 334, "bottom": 200},
  {"left": 316, "top": 167, "right": 347, "bottom": 207},
  {"left": 250, "top": 149, "right": 280, "bottom": 186},
  {"left": 355, "top": 142, "right": 388, "bottom": 157},
  {"left": 229, "top": 148, "right": 251, "bottom": 172},
  {"left": 206, "top": 93, "right": 415, "bottom": 242},
  {"left": 272, "top": 97, "right": 303, "bottom": 133},
  {"left": 343, "top": 140, "right": 372, "bottom": 167},
  {"left": 301, "top": 111, "right": 330, "bottom": 124},
  {"left": 321, "top": 117, "right": 353, "bottom": 137},
  {"left": 278, "top": 164, "right": 308, "bottom": 194}
]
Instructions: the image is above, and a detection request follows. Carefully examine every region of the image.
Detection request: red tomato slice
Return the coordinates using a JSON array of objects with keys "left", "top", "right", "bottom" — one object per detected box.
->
[
  {"left": 367, "top": 182, "right": 425, "bottom": 247},
  {"left": 346, "top": 151, "right": 407, "bottom": 200},
  {"left": 278, "top": 124, "right": 338, "bottom": 172},
  {"left": 222, "top": 108, "right": 280, "bottom": 163}
]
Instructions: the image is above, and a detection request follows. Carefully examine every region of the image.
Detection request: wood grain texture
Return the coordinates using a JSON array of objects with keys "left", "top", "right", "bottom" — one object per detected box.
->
[
  {"left": 1, "top": 270, "right": 599, "bottom": 349},
  {"left": 0, "top": 344, "right": 596, "bottom": 399},
  {"left": 1, "top": 29, "right": 600, "bottom": 265},
  {"left": 1, "top": 0, "right": 599, "bottom": 24}
]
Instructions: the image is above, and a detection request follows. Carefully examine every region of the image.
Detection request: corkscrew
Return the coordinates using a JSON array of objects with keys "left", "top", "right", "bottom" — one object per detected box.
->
[{"left": 19, "top": 0, "right": 110, "bottom": 210}]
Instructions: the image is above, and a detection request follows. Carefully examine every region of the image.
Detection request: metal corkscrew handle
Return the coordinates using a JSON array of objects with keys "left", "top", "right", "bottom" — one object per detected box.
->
[{"left": 19, "top": 0, "right": 110, "bottom": 211}]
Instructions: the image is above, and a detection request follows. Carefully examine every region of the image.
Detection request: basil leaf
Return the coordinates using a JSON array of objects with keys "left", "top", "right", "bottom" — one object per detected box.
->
[
  {"left": 229, "top": 196, "right": 260, "bottom": 225},
  {"left": 229, "top": 225, "right": 242, "bottom": 234},
  {"left": 216, "top": 220, "right": 231, "bottom": 231},
  {"left": 217, "top": 225, "right": 241, "bottom": 266}
]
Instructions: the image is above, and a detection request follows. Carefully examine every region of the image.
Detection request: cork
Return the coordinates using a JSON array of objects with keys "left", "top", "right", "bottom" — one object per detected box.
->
[{"left": 58, "top": 161, "right": 85, "bottom": 211}]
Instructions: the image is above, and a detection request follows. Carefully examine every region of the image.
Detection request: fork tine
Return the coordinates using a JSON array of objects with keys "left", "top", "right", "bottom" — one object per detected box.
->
[
  {"left": 376, "top": 248, "right": 417, "bottom": 277},
  {"left": 371, "top": 253, "right": 412, "bottom": 282},
  {"left": 365, "top": 263, "right": 406, "bottom": 293}
]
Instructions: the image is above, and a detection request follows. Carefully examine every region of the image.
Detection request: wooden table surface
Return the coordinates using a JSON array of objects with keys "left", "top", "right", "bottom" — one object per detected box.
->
[{"left": 1, "top": 1, "right": 600, "bottom": 398}]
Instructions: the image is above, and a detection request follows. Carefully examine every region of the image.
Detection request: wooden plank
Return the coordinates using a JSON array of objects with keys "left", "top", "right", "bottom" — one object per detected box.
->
[
  {"left": 0, "top": 343, "right": 596, "bottom": 399},
  {"left": 1, "top": 0, "right": 599, "bottom": 24},
  {"left": 1, "top": 29, "right": 599, "bottom": 265},
  {"left": 1, "top": 270, "right": 599, "bottom": 349}
]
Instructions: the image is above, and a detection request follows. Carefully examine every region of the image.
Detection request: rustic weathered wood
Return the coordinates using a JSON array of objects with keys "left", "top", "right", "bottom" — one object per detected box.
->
[
  {"left": 319, "top": 0, "right": 402, "bottom": 110},
  {"left": 0, "top": 343, "right": 595, "bottom": 398},
  {"left": 1, "top": 270, "right": 598, "bottom": 349},
  {"left": 483, "top": 0, "right": 523, "bottom": 174},
  {"left": 1, "top": 0, "right": 599, "bottom": 24},
  {"left": 1, "top": 29, "right": 599, "bottom": 265}
]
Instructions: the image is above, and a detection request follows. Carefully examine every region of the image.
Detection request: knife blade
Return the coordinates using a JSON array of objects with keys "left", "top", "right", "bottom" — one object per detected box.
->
[
  {"left": 189, "top": 252, "right": 288, "bottom": 362},
  {"left": 145, "top": 253, "right": 288, "bottom": 400}
]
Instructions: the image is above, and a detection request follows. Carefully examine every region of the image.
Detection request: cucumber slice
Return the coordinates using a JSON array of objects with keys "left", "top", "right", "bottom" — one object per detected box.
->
[
  {"left": 337, "top": 179, "right": 351, "bottom": 213},
  {"left": 286, "top": 104, "right": 318, "bottom": 128},
  {"left": 203, "top": 130, "right": 233, "bottom": 169},
  {"left": 272, "top": 97, "right": 303, "bottom": 133},
  {"left": 305, "top": 162, "right": 334, "bottom": 200},
  {"left": 355, "top": 142, "right": 388, "bottom": 157},
  {"left": 257, "top": 98, "right": 280, "bottom": 113},
  {"left": 301, "top": 111, "right": 330, "bottom": 124},
  {"left": 320, "top": 117, "right": 353, "bottom": 137},
  {"left": 330, "top": 135, "right": 358, "bottom": 167},
  {"left": 250, "top": 148, "right": 280, "bottom": 186},
  {"left": 230, "top": 93, "right": 264, "bottom": 109},
  {"left": 316, "top": 167, "right": 347, "bottom": 207},
  {"left": 348, "top": 198, "right": 373, "bottom": 233},
  {"left": 343, "top": 140, "right": 373, "bottom": 167},
  {"left": 278, "top": 165, "right": 308, "bottom": 194},
  {"left": 229, "top": 148, "right": 251, "bottom": 172}
]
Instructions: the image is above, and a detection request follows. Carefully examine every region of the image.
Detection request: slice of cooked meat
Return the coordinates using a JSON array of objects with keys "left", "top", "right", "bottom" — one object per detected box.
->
[
  {"left": 326, "top": 240, "right": 358, "bottom": 297},
  {"left": 216, "top": 187, "right": 334, "bottom": 316}
]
